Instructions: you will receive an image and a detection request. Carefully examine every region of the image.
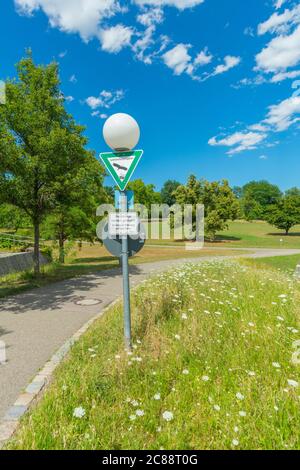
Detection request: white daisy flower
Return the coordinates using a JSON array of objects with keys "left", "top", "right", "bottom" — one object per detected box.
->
[
  {"left": 272, "top": 362, "right": 281, "bottom": 369},
  {"left": 73, "top": 407, "right": 86, "bottom": 419},
  {"left": 153, "top": 393, "right": 161, "bottom": 400},
  {"left": 287, "top": 379, "right": 299, "bottom": 388},
  {"left": 162, "top": 411, "right": 174, "bottom": 421},
  {"left": 236, "top": 392, "right": 245, "bottom": 401}
]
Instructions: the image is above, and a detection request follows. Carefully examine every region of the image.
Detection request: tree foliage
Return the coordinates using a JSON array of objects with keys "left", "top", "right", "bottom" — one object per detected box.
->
[
  {"left": 161, "top": 179, "right": 181, "bottom": 206},
  {"left": 0, "top": 52, "right": 92, "bottom": 273},
  {"left": 241, "top": 180, "right": 282, "bottom": 221},
  {"left": 265, "top": 193, "right": 300, "bottom": 235},
  {"left": 174, "top": 175, "right": 239, "bottom": 240}
]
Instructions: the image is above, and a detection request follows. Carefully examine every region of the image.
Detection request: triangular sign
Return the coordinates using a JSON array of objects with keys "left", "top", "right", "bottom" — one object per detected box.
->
[{"left": 100, "top": 150, "right": 143, "bottom": 191}]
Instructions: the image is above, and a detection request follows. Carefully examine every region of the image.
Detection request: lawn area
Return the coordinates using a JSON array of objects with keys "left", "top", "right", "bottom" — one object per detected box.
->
[
  {"left": 147, "top": 220, "right": 300, "bottom": 249},
  {"left": 0, "top": 244, "right": 245, "bottom": 299},
  {"left": 214, "top": 220, "right": 300, "bottom": 249},
  {"left": 7, "top": 261, "right": 300, "bottom": 450},
  {"left": 243, "top": 254, "right": 300, "bottom": 275}
]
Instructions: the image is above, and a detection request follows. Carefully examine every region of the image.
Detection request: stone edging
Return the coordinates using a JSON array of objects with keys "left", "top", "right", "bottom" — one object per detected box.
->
[{"left": 0, "top": 298, "right": 121, "bottom": 449}]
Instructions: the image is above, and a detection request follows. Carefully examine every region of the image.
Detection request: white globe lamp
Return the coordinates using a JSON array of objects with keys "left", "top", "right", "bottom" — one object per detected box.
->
[{"left": 103, "top": 113, "right": 140, "bottom": 151}]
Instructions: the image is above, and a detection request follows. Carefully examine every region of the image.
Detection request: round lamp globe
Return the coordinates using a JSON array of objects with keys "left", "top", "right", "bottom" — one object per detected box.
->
[{"left": 103, "top": 113, "right": 140, "bottom": 151}]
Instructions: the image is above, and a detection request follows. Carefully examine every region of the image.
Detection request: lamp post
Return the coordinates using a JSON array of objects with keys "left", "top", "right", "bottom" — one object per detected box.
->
[{"left": 103, "top": 113, "right": 141, "bottom": 350}]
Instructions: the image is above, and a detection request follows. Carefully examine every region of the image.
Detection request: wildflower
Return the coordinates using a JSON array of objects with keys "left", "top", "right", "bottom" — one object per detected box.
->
[
  {"left": 73, "top": 407, "right": 86, "bottom": 419},
  {"left": 129, "top": 415, "right": 136, "bottom": 421},
  {"left": 153, "top": 393, "right": 161, "bottom": 400},
  {"left": 234, "top": 426, "right": 239, "bottom": 433},
  {"left": 182, "top": 314, "right": 188, "bottom": 320},
  {"left": 239, "top": 411, "right": 247, "bottom": 417},
  {"left": 183, "top": 369, "right": 189, "bottom": 375},
  {"left": 136, "top": 410, "right": 145, "bottom": 417},
  {"left": 247, "top": 371, "right": 255, "bottom": 377},
  {"left": 115, "top": 354, "right": 121, "bottom": 360},
  {"left": 272, "top": 362, "right": 281, "bottom": 369},
  {"left": 214, "top": 405, "right": 221, "bottom": 411},
  {"left": 162, "top": 411, "right": 174, "bottom": 421},
  {"left": 236, "top": 392, "right": 245, "bottom": 401},
  {"left": 131, "top": 400, "right": 138, "bottom": 407},
  {"left": 202, "top": 376, "right": 210, "bottom": 382},
  {"left": 232, "top": 439, "right": 239, "bottom": 447},
  {"left": 174, "top": 334, "right": 181, "bottom": 340},
  {"left": 287, "top": 379, "right": 299, "bottom": 388}
]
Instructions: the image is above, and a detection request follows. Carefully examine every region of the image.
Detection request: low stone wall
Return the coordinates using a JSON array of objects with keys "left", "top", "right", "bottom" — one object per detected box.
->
[{"left": 0, "top": 252, "right": 49, "bottom": 277}]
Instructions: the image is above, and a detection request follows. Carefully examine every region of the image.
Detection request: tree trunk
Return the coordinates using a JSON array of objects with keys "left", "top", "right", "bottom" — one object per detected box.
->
[
  {"left": 59, "top": 233, "right": 65, "bottom": 264},
  {"left": 285, "top": 228, "right": 290, "bottom": 235},
  {"left": 33, "top": 221, "right": 40, "bottom": 276}
]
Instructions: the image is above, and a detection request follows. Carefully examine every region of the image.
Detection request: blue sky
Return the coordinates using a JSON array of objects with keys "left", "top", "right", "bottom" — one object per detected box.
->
[{"left": 1, "top": 0, "right": 300, "bottom": 191}]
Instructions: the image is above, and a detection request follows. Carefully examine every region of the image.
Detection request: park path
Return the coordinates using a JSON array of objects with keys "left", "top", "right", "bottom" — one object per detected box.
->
[{"left": 0, "top": 248, "right": 300, "bottom": 419}]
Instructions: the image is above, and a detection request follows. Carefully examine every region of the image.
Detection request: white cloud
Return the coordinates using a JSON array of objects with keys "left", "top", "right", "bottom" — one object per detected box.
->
[
  {"left": 256, "top": 25, "right": 300, "bottom": 72},
  {"left": 65, "top": 95, "right": 74, "bottom": 102},
  {"left": 162, "top": 43, "right": 192, "bottom": 75},
  {"left": 258, "top": 4, "right": 300, "bottom": 36},
  {"left": 208, "top": 131, "right": 267, "bottom": 154},
  {"left": 69, "top": 74, "right": 77, "bottom": 83},
  {"left": 212, "top": 55, "right": 241, "bottom": 76},
  {"left": 137, "top": 7, "right": 164, "bottom": 26},
  {"left": 85, "top": 89, "right": 125, "bottom": 110},
  {"left": 133, "top": 26, "right": 156, "bottom": 64},
  {"left": 264, "top": 95, "right": 300, "bottom": 131},
  {"left": 134, "top": 0, "right": 204, "bottom": 10},
  {"left": 271, "top": 70, "right": 300, "bottom": 82},
  {"left": 15, "top": 0, "right": 120, "bottom": 42},
  {"left": 58, "top": 50, "right": 67, "bottom": 58},
  {"left": 244, "top": 26, "right": 255, "bottom": 37},
  {"left": 194, "top": 49, "right": 213, "bottom": 66},
  {"left": 274, "top": 0, "right": 286, "bottom": 10},
  {"left": 99, "top": 24, "right": 133, "bottom": 53},
  {"left": 248, "top": 123, "right": 269, "bottom": 132},
  {"left": 209, "top": 92, "right": 300, "bottom": 154}
]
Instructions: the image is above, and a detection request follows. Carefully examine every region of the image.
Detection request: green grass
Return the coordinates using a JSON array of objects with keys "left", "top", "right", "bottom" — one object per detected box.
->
[
  {"left": 0, "top": 245, "right": 244, "bottom": 300},
  {"left": 213, "top": 220, "right": 300, "bottom": 249},
  {"left": 243, "top": 254, "right": 300, "bottom": 275},
  {"left": 146, "top": 220, "right": 300, "bottom": 249},
  {"left": 7, "top": 261, "right": 300, "bottom": 450}
]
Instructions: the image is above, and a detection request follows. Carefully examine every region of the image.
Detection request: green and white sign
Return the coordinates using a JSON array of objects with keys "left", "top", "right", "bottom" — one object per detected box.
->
[{"left": 100, "top": 150, "right": 143, "bottom": 191}]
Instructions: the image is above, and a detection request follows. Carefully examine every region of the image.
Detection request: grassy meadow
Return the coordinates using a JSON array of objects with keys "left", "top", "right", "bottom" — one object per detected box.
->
[
  {"left": 0, "top": 244, "right": 245, "bottom": 299},
  {"left": 7, "top": 261, "right": 300, "bottom": 450},
  {"left": 147, "top": 220, "right": 300, "bottom": 249}
]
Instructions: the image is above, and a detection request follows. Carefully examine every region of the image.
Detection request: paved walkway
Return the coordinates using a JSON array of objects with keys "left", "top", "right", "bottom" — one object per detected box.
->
[{"left": 0, "top": 248, "right": 299, "bottom": 419}]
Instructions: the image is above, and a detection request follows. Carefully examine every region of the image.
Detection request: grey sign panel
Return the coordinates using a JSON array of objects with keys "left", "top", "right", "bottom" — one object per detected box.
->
[{"left": 102, "top": 222, "right": 146, "bottom": 258}]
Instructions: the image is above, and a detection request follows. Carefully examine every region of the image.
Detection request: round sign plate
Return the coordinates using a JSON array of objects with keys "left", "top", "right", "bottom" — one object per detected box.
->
[{"left": 102, "top": 222, "right": 146, "bottom": 258}]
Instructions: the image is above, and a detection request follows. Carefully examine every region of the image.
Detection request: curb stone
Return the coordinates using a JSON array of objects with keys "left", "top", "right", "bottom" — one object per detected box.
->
[{"left": 0, "top": 297, "right": 120, "bottom": 449}]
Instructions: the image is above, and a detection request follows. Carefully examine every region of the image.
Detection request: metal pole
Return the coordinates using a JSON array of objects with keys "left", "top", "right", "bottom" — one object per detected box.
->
[{"left": 120, "top": 190, "right": 132, "bottom": 350}]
